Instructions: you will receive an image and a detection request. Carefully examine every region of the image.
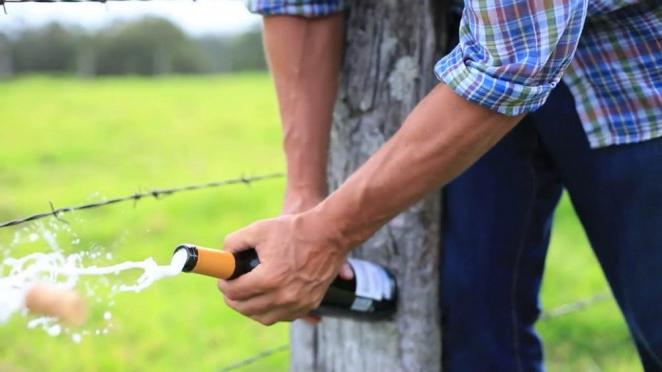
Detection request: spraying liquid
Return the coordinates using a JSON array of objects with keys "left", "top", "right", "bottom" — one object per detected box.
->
[
  {"left": 0, "top": 233, "right": 188, "bottom": 341},
  {"left": 0, "top": 250, "right": 187, "bottom": 322}
]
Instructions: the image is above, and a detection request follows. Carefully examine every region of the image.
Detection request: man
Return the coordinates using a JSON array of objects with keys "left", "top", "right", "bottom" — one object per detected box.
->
[{"left": 217, "top": 0, "right": 661, "bottom": 370}]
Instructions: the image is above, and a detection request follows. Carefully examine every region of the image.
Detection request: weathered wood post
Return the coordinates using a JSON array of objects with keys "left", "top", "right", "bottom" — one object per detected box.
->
[{"left": 291, "top": 1, "right": 448, "bottom": 371}]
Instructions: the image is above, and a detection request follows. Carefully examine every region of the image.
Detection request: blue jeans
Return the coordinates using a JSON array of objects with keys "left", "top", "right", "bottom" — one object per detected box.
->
[{"left": 441, "top": 82, "right": 662, "bottom": 371}]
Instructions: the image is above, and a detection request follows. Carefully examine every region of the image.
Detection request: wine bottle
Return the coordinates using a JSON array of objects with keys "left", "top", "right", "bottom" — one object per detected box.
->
[{"left": 173, "top": 244, "right": 397, "bottom": 320}]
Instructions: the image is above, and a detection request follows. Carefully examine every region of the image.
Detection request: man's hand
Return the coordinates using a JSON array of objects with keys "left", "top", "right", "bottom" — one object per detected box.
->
[
  {"left": 235, "top": 13, "right": 345, "bottom": 325},
  {"left": 281, "top": 189, "right": 354, "bottom": 325},
  {"left": 217, "top": 208, "right": 349, "bottom": 325},
  {"left": 281, "top": 189, "right": 327, "bottom": 324}
]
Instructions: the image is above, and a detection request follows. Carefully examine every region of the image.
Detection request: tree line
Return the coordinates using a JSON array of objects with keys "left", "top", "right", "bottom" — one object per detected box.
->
[{"left": 0, "top": 17, "right": 267, "bottom": 77}]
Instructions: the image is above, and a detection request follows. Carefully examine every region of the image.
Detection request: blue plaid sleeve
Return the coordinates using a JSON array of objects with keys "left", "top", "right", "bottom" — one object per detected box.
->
[
  {"left": 246, "top": 0, "right": 348, "bottom": 17},
  {"left": 435, "top": 0, "right": 588, "bottom": 116}
]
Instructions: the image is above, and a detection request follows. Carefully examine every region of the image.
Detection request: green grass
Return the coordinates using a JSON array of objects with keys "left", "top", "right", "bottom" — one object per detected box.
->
[
  {"left": 0, "top": 75, "right": 640, "bottom": 371},
  {"left": 538, "top": 194, "right": 639, "bottom": 371}
]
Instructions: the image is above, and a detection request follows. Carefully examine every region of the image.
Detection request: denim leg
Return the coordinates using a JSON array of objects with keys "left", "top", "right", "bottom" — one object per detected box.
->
[
  {"left": 535, "top": 83, "right": 662, "bottom": 371},
  {"left": 441, "top": 119, "right": 563, "bottom": 372}
]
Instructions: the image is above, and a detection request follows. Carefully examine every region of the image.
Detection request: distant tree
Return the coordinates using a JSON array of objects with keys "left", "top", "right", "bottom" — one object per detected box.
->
[
  {"left": 197, "top": 28, "right": 266, "bottom": 73},
  {"left": 227, "top": 29, "right": 267, "bottom": 71},
  {"left": 7, "top": 18, "right": 267, "bottom": 77},
  {"left": 12, "top": 23, "right": 79, "bottom": 73},
  {"left": 94, "top": 17, "right": 210, "bottom": 76}
]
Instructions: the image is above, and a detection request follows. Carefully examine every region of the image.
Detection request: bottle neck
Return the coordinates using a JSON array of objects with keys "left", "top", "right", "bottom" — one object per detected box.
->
[{"left": 175, "top": 244, "right": 237, "bottom": 279}]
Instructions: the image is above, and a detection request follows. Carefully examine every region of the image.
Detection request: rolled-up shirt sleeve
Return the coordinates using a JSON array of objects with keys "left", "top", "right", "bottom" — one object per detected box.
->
[
  {"left": 246, "top": 0, "right": 348, "bottom": 17},
  {"left": 435, "top": 0, "right": 588, "bottom": 116}
]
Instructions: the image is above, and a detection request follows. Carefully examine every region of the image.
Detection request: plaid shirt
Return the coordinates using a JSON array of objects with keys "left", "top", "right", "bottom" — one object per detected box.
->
[{"left": 246, "top": 0, "right": 661, "bottom": 148}]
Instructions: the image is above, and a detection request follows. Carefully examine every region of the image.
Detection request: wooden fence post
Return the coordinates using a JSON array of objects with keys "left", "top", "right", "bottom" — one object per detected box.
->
[{"left": 291, "top": 1, "right": 448, "bottom": 371}]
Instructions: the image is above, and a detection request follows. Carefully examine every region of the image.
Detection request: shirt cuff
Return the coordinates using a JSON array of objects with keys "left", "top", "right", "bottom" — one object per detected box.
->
[
  {"left": 434, "top": 46, "right": 557, "bottom": 116},
  {"left": 245, "top": 0, "right": 348, "bottom": 18}
]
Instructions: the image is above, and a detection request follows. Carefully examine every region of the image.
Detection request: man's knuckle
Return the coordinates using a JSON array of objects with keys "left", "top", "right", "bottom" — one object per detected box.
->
[
  {"left": 242, "top": 306, "right": 258, "bottom": 316},
  {"left": 279, "top": 290, "right": 298, "bottom": 305},
  {"left": 263, "top": 317, "right": 277, "bottom": 326},
  {"left": 223, "top": 232, "right": 238, "bottom": 245},
  {"left": 222, "top": 287, "right": 237, "bottom": 300},
  {"left": 223, "top": 296, "right": 236, "bottom": 309},
  {"left": 307, "top": 296, "right": 322, "bottom": 310},
  {"left": 273, "top": 295, "right": 285, "bottom": 306},
  {"left": 254, "top": 315, "right": 271, "bottom": 326},
  {"left": 239, "top": 301, "right": 262, "bottom": 316}
]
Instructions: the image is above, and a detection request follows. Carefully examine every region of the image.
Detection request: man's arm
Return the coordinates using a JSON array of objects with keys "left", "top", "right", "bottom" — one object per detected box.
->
[
  {"left": 218, "top": 84, "right": 519, "bottom": 325},
  {"left": 263, "top": 15, "right": 344, "bottom": 213},
  {"left": 314, "top": 84, "right": 520, "bottom": 247},
  {"left": 218, "top": 0, "right": 588, "bottom": 325}
]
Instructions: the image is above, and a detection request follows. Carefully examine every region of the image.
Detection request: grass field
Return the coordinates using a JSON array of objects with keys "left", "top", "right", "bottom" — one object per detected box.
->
[{"left": 0, "top": 75, "right": 640, "bottom": 371}]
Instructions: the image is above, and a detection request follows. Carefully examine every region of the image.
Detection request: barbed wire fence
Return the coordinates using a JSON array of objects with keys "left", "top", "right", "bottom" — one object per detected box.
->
[
  {"left": 0, "top": 0, "right": 205, "bottom": 16},
  {"left": 539, "top": 292, "right": 612, "bottom": 320},
  {"left": 219, "top": 344, "right": 290, "bottom": 372},
  {"left": 219, "top": 291, "right": 614, "bottom": 371},
  {"left": 0, "top": 172, "right": 614, "bottom": 370},
  {"left": 0, "top": 173, "right": 284, "bottom": 228}
]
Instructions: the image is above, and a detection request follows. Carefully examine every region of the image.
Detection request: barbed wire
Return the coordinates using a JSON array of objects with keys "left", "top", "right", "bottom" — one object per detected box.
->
[
  {"left": 219, "top": 292, "right": 613, "bottom": 370},
  {"left": 0, "top": 160, "right": 614, "bottom": 368},
  {"left": 1, "top": 1, "right": 168, "bottom": 2},
  {"left": 0, "top": 0, "right": 200, "bottom": 13},
  {"left": 219, "top": 343, "right": 289, "bottom": 372},
  {"left": 0, "top": 173, "right": 284, "bottom": 229},
  {"left": 539, "top": 291, "right": 611, "bottom": 320}
]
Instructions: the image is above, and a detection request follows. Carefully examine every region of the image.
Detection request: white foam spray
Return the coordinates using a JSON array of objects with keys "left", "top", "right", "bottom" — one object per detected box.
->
[{"left": 0, "top": 222, "right": 188, "bottom": 341}]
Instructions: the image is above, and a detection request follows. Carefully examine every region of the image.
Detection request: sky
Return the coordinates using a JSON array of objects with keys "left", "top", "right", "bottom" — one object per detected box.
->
[{"left": 0, "top": 0, "right": 261, "bottom": 36}]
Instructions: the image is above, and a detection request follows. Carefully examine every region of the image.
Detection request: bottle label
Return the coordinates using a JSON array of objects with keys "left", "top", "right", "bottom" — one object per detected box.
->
[
  {"left": 350, "top": 297, "right": 374, "bottom": 312},
  {"left": 348, "top": 258, "right": 394, "bottom": 302}
]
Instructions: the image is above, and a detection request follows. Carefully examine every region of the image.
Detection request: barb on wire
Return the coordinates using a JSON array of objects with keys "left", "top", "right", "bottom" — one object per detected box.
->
[
  {"left": 48, "top": 201, "right": 69, "bottom": 225},
  {"left": 540, "top": 292, "right": 611, "bottom": 320},
  {"left": 218, "top": 343, "right": 289, "bottom": 372},
  {"left": 0, "top": 173, "right": 284, "bottom": 229}
]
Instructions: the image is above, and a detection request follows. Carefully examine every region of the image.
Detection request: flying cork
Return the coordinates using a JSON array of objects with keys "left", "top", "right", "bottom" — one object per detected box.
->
[{"left": 24, "top": 283, "right": 88, "bottom": 327}]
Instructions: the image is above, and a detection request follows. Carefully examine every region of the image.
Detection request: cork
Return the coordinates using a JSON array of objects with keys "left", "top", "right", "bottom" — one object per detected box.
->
[{"left": 24, "top": 283, "right": 88, "bottom": 326}]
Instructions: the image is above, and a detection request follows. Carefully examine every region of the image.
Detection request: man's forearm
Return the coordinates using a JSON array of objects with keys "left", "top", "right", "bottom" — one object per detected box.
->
[
  {"left": 220, "top": 64, "right": 521, "bottom": 326},
  {"left": 314, "top": 84, "right": 522, "bottom": 248},
  {"left": 263, "top": 14, "right": 344, "bottom": 201}
]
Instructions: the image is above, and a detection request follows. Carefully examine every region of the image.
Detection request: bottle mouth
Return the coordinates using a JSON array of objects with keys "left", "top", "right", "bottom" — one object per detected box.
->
[{"left": 173, "top": 244, "right": 198, "bottom": 272}]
